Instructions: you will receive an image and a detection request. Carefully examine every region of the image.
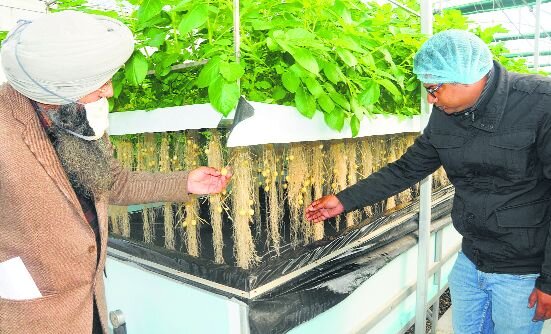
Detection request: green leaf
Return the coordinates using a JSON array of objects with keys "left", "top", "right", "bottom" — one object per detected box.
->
[
  {"left": 335, "top": 36, "right": 365, "bottom": 53},
  {"left": 172, "top": 0, "right": 192, "bottom": 11},
  {"left": 209, "top": 76, "right": 240, "bottom": 116},
  {"left": 329, "top": 92, "right": 350, "bottom": 111},
  {"left": 373, "top": 68, "right": 397, "bottom": 81},
  {"left": 406, "top": 77, "right": 419, "bottom": 92},
  {"left": 362, "top": 53, "right": 375, "bottom": 68},
  {"left": 351, "top": 97, "right": 368, "bottom": 119},
  {"left": 336, "top": 48, "right": 357, "bottom": 67},
  {"left": 324, "top": 108, "right": 345, "bottom": 131},
  {"left": 266, "top": 37, "right": 279, "bottom": 51},
  {"left": 391, "top": 67, "right": 405, "bottom": 89},
  {"left": 295, "top": 86, "right": 316, "bottom": 118},
  {"left": 256, "top": 81, "right": 272, "bottom": 89},
  {"left": 350, "top": 115, "right": 360, "bottom": 137},
  {"left": 323, "top": 82, "right": 337, "bottom": 94},
  {"left": 145, "top": 27, "right": 166, "bottom": 47},
  {"left": 289, "top": 47, "right": 319, "bottom": 75},
  {"left": 317, "top": 94, "right": 335, "bottom": 113},
  {"left": 380, "top": 47, "right": 394, "bottom": 66},
  {"left": 289, "top": 64, "right": 309, "bottom": 78},
  {"left": 137, "top": 0, "right": 163, "bottom": 24},
  {"left": 136, "top": 11, "right": 171, "bottom": 31},
  {"left": 219, "top": 62, "right": 245, "bottom": 81},
  {"left": 161, "top": 53, "right": 179, "bottom": 68},
  {"left": 303, "top": 77, "right": 324, "bottom": 97},
  {"left": 154, "top": 53, "right": 179, "bottom": 77},
  {"left": 282, "top": 70, "right": 300, "bottom": 93},
  {"left": 197, "top": 57, "right": 221, "bottom": 88},
  {"left": 273, "top": 86, "right": 287, "bottom": 100},
  {"left": 358, "top": 80, "right": 380, "bottom": 106},
  {"left": 332, "top": 0, "right": 352, "bottom": 24},
  {"left": 286, "top": 28, "right": 316, "bottom": 40},
  {"left": 251, "top": 19, "right": 273, "bottom": 31},
  {"left": 178, "top": 4, "right": 208, "bottom": 35},
  {"left": 112, "top": 76, "right": 124, "bottom": 99},
  {"left": 377, "top": 78, "right": 402, "bottom": 101},
  {"left": 323, "top": 62, "right": 343, "bottom": 84},
  {"left": 125, "top": 52, "right": 148, "bottom": 86}
]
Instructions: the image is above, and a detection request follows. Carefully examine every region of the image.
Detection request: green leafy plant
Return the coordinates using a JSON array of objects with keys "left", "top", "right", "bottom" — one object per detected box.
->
[
  {"left": 54, "top": 1, "right": 534, "bottom": 135},
  {"left": 0, "top": 31, "right": 8, "bottom": 43},
  {"left": 107, "top": 0, "right": 426, "bottom": 135}
]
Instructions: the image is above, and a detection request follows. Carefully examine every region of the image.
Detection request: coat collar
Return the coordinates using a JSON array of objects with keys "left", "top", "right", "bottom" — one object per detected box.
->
[
  {"left": 470, "top": 61, "right": 509, "bottom": 133},
  {"left": 2, "top": 84, "right": 86, "bottom": 222}
]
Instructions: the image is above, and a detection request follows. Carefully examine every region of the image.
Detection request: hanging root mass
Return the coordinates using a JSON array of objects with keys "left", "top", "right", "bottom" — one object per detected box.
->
[{"left": 230, "top": 147, "right": 259, "bottom": 269}]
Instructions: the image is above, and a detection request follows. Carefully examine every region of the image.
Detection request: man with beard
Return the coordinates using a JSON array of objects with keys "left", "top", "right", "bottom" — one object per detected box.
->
[
  {"left": 307, "top": 30, "right": 551, "bottom": 333},
  {"left": 0, "top": 11, "right": 231, "bottom": 334}
]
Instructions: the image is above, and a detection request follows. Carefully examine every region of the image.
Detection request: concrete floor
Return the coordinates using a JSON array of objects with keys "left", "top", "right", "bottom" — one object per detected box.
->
[{"left": 436, "top": 308, "right": 551, "bottom": 333}]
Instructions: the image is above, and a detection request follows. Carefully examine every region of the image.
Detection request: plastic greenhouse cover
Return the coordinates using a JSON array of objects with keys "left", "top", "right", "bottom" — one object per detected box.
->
[{"left": 107, "top": 187, "right": 454, "bottom": 333}]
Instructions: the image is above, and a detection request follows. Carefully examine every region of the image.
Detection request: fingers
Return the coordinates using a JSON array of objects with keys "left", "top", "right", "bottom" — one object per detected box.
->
[
  {"left": 307, "top": 196, "right": 331, "bottom": 211},
  {"left": 306, "top": 200, "right": 319, "bottom": 212},
  {"left": 222, "top": 166, "right": 233, "bottom": 178},
  {"left": 533, "top": 303, "right": 547, "bottom": 322},
  {"left": 213, "top": 166, "right": 233, "bottom": 183},
  {"left": 305, "top": 207, "right": 332, "bottom": 223},
  {"left": 531, "top": 288, "right": 551, "bottom": 321},
  {"left": 541, "top": 309, "right": 551, "bottom": 321},
  {"left": 306, "top": 212, "right": 325, "bottom": 223},
  {"left": 203, "top": 166, "right": 221, "bottom": 176},
  {"left": 529, "top": 289, "right": 537, "bottom": 308}
]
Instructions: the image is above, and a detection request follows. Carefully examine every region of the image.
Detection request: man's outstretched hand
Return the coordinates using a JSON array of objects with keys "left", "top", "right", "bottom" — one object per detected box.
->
[
  {"left": 187, "top": 166, "right": 232, "bottom": 195},
  {"left": 529, "top": 287, "right": 551, "bottom": 321},
  {"left": 305, "top": 195, "right": 345, "bottom": 223}
]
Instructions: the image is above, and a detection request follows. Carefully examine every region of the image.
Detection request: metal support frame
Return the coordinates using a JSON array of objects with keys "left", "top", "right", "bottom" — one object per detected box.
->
[
  {"left": 416, "top": 1, "right": 433, "bottom": 333},
  {"left": 440, "top": 0, "right": 551, "bottom": 15},
  {"left": 429, "top": 229, "right": 444, "bottom": 334},
  {"left": 354, "top": 233, "right": 460, "bottom": 333},
  {"left": 535, "top": 0, "right": 542, "bottom": 71},
  {"left": 504, "top": 50, "right": 551, "bottom": 58},
  {"left": 494, "top": 31, "right": 551, "bottom": 41}
]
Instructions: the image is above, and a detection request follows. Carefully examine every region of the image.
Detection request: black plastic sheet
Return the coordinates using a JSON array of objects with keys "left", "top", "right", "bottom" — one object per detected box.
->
[{"left": 107, "top": 186, "right": 454, "bottom": 333}]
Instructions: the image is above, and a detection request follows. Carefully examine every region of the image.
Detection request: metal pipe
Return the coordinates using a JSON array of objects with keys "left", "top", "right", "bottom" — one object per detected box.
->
[
  {"left": 494, "top": 31, "right": 551, "bottom": 41},
  {"left": 535, "top": 0, "right": 542, "bottom": 71},
  {"left": 233, "top": 0, "right": 241, "bottom": 91},
  {"left": 354, "top": 236, "right": 460, "bottom": 333},
  {"left": 233, "top": 0, "right": 241, "bottom": 62},
  {"left": 429, "top": 230, "right": 444, "bottom": 334},
  {"left": 386, "top": 0, "right": 420, "bottom": 17},
  {"left": 504, "top": 50, "right": 551, "bottom": 57},
  {"left": 415, "top": 0, "right": 433, "bottom": 333},
  {"left": 440, "top": 0, "right": 551, "bottom": 15},
  {"left": 146, "top": 60, "right": 209, "bottom": 75}
]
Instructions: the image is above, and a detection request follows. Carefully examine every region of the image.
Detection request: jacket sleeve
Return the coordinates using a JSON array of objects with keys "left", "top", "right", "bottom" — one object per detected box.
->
[
  {"left": 336, "top": 121, "right": 441, "bottom": 213},
  {"left": 104, "top": 137, "right": 191, "bottom": 206},
  {"left": 535, "top": 97, "right": 551, "bottom": 294}
]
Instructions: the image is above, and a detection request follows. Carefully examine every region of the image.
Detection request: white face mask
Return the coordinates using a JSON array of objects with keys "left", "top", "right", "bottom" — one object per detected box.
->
[{"left": 63, "top": 97, "right": 110, "bottom": 141}]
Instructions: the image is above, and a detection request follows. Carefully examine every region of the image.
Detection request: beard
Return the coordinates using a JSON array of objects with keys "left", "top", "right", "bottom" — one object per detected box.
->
[{"left": 44, "top": 103, "right": 113, "bottom": 200}]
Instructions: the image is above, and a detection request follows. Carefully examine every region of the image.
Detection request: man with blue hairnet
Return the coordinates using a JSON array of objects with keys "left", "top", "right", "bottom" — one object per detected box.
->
[{"left": 307, "top": 29, "right": 551, "bottom": 332}]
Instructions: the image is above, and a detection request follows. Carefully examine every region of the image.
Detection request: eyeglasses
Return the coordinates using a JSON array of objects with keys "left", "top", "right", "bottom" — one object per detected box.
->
[{"left": 425, "top": 83, "right": 443, "bottom": 98}]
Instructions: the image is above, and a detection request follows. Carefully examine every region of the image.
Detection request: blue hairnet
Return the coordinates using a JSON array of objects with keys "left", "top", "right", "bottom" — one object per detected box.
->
[{"left": 413, "top": 29, "right": 493, "bottom": 84}]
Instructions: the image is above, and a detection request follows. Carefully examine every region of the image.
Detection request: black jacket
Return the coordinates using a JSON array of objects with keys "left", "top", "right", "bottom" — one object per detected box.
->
[{"left": 336, "top": 61, "right": 551, "bottom": 293}]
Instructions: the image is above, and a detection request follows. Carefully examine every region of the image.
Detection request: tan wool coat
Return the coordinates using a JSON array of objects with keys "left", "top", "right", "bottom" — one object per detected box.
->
[{"left": 0, "top": 84, "right": 190, "bottom": 333}]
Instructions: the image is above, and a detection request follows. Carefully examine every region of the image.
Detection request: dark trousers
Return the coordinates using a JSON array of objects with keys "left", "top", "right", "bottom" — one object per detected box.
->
[{"left": 92, "top": 300, "right": 102, "bottom": 334}]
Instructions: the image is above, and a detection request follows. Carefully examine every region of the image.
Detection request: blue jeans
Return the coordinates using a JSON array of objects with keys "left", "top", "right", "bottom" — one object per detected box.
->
[{"left": 448, "top": 251, "right": 545, "bottom": 334}]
